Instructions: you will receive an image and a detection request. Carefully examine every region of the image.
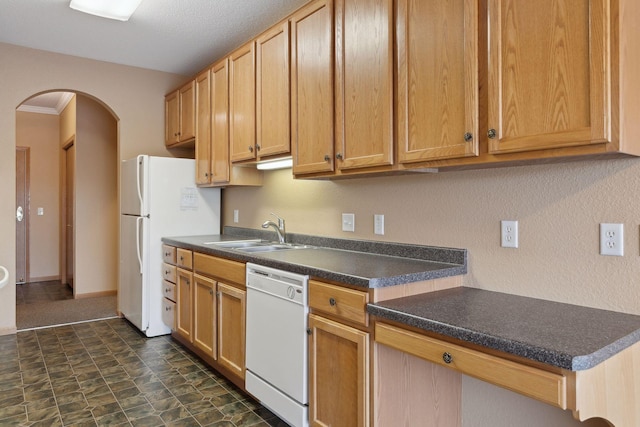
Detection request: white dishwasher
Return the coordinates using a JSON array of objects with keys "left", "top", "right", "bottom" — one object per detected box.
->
[{"left": 245, "top": 263, "right": 309, "bottom": 427}]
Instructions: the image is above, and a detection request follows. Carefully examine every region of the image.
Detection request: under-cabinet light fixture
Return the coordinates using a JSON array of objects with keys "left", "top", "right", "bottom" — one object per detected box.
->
[
  {"left": 256, "top": 157, "right": 293, "bottom": 171},
  {"left": 69, "top": 0, "right": 143, "bottom": 21}
]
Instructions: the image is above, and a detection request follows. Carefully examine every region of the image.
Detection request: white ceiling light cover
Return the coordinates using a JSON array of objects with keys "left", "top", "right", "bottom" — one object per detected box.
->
[{"left": 69, "top": 0, "right": 143, "bottom": 21}]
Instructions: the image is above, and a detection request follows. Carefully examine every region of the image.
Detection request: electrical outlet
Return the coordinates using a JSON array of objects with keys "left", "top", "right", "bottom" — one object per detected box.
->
[
  {"left": 342, "top": 213, "right": 355, "bottom": 232},
  {"left": 233, "top": 209, "right": 239, "bottom": 223},
  {"left": 374, "top": 214, "right": 384, "bottom": 235},
  {"left": 600, "top": 223, "right": 623, "bottom": 256},
  {"left": 501, "top": 220, "right": 519, "bottom": 248}
]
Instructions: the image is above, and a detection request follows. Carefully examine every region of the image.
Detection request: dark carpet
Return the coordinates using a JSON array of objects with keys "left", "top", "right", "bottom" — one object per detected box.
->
[{"left": 16, "top": 295, "right": 118, "bottom": 331}]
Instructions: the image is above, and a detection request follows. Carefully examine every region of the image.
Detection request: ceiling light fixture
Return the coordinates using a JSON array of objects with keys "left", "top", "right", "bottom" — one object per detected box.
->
[
  {"left": 69, "top": 0, "right": 143, "bottom": 21},
  {"left": 256, "top": 157, "right": 293, "bottom": 171}
]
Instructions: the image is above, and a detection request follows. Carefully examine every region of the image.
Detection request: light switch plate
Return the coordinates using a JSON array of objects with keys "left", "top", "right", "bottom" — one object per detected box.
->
[
  {"left": 342, "top": 213, "right": 355, "bottom": 232},
  {"left": 233, "top": 209, "right": 239, "bottom": 223},
  {"left": 374, "top": 214, "right": 384, "bottom": 235}
]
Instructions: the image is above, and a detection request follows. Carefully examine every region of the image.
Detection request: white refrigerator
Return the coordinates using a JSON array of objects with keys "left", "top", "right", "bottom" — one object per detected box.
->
[{"left": 120, "top": 155, "right": 220, "bottom": 337}]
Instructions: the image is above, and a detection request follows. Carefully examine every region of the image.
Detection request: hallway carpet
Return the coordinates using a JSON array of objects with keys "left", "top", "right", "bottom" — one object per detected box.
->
[{"left": 16, "top": 296, "right": 118, "bottom": 331}]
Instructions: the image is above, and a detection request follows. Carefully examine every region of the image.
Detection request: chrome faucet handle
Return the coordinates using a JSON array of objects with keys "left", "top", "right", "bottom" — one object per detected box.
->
[{"left": 270, "top": 212, "right": 285, "bottom": 228}]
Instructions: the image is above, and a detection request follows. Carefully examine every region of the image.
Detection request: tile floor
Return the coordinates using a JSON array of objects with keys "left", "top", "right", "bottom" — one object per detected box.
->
[{"left": 0, "top": 318, "right": 288, "bottom": 426}]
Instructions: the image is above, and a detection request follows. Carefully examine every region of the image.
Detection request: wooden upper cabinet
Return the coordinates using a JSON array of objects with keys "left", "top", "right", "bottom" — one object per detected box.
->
[
  {"left": 229, "top": 41, "right": 257, "bottom": 162},
  {"left": 256, "top": 21, "right": 291, "bottom": 158},
  {"left": 211, "top": 59, "right": 231, "bottom": 184},
  {"left": 397, "top": 0, "right": 479, "bottom": 163},
  {"left": 195, "top": 69, "right": 212, "bottom": 185},
  {"left": 165, "top": 80, "right": 196, "bottom": 146},
  {"left": 487, "top": 0, "right": 610, "bottom": 154},
  {"left": 291, "top": 0, "right": 335, "bottom": 175},
  {"left": 334, "top": 0, "right": 393, "bottom": 171}
]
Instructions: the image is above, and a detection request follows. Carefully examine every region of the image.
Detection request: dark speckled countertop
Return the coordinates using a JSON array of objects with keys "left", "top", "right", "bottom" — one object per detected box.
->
[
  {"left": 368, "top": 287, "right": 640, "bottom": 371},
  {"left": 162, "top": 227, "right": 467, "bottom": 288}
]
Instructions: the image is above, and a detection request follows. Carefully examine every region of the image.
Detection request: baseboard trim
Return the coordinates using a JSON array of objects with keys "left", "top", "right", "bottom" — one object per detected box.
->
[
  {"left": 27, "top": 275, "right": 61, "bottom": 283},
  {"left": 0, "top": 326, "right": 17, "bottom": 336},
  {"left": 75, "top": 290, "right": 117, "bottom": 299}
]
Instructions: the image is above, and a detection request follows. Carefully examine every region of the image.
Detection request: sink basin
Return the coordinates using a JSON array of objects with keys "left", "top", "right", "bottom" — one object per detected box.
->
[
  {"left": 203, "top": 240, "right": 264, "bottom": 248},
  {"left": 237, "top": 243, "right": 311, "bottom": 253}
]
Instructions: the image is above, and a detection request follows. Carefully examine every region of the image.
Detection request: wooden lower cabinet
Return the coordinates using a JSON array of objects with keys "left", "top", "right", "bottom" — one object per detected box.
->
[
  {"left": 176, "top": 268, "right": 193, "bottom": 341},
  {"left": 217, "top": 282, "right": 246, "bottom": 380},
  {"left": 309, "top": 313, "right": 369, "bottom": 427},
  {"left": 193, "top": 274, "right": 216, "bottom": 358}
]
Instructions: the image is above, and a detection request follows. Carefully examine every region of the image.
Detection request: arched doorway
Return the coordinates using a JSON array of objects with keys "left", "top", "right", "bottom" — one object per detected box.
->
[{"left": 15, "top": 91, "right": 120, "bottom": 330}]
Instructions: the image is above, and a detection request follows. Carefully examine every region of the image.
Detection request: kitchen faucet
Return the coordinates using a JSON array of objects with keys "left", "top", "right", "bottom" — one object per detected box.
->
[{"left": 262, "top": 213, "right": 286, "bottom": 244}]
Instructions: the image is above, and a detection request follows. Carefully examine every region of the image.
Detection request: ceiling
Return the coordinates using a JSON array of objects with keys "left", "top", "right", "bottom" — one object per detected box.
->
[{"left": 0, "top": 0, "right": 308, "bottom": 77}]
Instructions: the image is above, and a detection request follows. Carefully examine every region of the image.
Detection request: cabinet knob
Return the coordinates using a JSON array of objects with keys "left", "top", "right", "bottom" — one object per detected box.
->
[
  {"left": 186, "top": 280, "right": 190, "bottom": 285},
  {"left": 164, "top": 270, "right": 169, "bottom": 275},
  {"left": 165, "top": 306, "right": 172, "bottom": 311},
  {"left": 488, "top": 129, "right": 497, "bottom": 139},
  {"left": 209, "top": 289, "right": 213, "bottom": 296},
  {"left": 324, "top": 155, "right": 330, "bottom": 162},
  {"left": 165, "top": 288, "right": 170, "bottom": 293},
  {"left": 442, "top": 352, "right": 453, "bottom": 364},
  {"left": 256, "top": 144, "right": 261, "bottom": 151},
  {"left": 329, "top": 297, "right": 337, "bottom": 307},
  {"left": 164, "top": 252, "right": 170, "bottom": 257},
  {"left": 249, "top": 145, "right": 254, "bottom": 152},
  {"left": 179, "top": 256, "right": 183, "bottom": 261},
  {"left": 306, "top": 328, "right": 312, "bottom": 335},
  {"left": 204, "top": 172, "right": 209, "bottom": 177},
  {"left": 464, "top": 132, "right": 473, "bottom": 142},
  {"left": 336, "top": 153, "right": 343, "bottom": 160}
]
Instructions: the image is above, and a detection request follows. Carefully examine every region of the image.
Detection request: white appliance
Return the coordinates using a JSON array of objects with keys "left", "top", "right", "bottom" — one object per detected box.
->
[
  {"left": 120, "top": 155, "right": 220, "bottom": 337},
  {"left": 245, "top": 263, "right": 309, "bottom": 427}
]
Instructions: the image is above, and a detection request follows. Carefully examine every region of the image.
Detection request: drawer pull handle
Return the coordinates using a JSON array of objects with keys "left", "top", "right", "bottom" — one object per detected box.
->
[
  {"left": 165, "top": 270, "right": 169, "bottom": 275},
  {"left": 180, "top": 256, "right": 184, "bottom": 261},
  {"left": 307, "top": 328, "right": 312, "bottom": 335},
  {"left": 164, "top": 252, "right": 170, "bottom": 257},
  {"left": 165, "top": 306, "right": 172, "bottom": 311},
  {"left": 165, "top": 288, "right": 170, "bottom": 293},
  {"left": 329, "top": 297, "right": 336, "bottom": 307},
  {"left": 443, "top": 352, "right": 453, "bottom": 364}
]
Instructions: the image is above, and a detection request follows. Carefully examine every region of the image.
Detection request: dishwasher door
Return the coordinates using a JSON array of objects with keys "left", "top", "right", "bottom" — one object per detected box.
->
[{"left": 245, "top": 263, "right": 309, "bottom": 426}]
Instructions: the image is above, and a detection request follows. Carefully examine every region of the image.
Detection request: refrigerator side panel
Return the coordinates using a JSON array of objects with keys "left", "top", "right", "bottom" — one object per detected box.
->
[{"left": 119, "top": 214, "right": 147, "bottom": 331}]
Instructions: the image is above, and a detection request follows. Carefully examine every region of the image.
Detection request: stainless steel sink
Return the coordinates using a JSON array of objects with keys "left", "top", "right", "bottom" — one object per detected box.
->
[
  {"left": 202, "top": 240, "right": 264, "bottom": 248},
  {"left": 237, "top": 244, "right": 304, "bottom": 253},
  {"left": 203, "top": 240, "right": 311, "bottom": 253}
]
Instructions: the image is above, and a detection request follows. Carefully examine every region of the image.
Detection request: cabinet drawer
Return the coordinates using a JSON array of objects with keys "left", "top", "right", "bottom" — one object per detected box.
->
[
  {"left": 309, "top": 280, "right": 369, "bottom": 326},
  {"left": 162, "top": 263, "right": 177, "bottom": 283},
  {"left": 375, "top": 322, "right": 567, "bottom": 409},
  {"left": 162, "top": 297, "right": 176, "bottom": 330},
  {"left": 162, "top": 280, "right": 176, "bottom": 302},
  {"left": 194, "top": 253, "right": 245, "bottom": 287},
  {"left": 162, "top": 245, "right": 176, "bottom": 264},
  {"left": 177, "top": 248, "right": 193, "bottom": 269}
]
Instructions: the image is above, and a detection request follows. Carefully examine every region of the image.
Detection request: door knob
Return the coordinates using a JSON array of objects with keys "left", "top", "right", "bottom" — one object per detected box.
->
[{"left": 16, "top": 206, "right": 23, "bottom": 222}]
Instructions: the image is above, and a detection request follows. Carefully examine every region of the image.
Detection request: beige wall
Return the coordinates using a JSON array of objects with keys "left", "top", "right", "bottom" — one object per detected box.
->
[
  {"left": 0, "top": 42, "right": 187, "bottom": 334},
  {"left": 74, "top": 95, "right": 118, "bottom": 296},
  {"left": 223, "top": 159, "right": 640, "bottom": 426},
  {"left": 15, "top": 111, "right": 60, "bottom": 281}
]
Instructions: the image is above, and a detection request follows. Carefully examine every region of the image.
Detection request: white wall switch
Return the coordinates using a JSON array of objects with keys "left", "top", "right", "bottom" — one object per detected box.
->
[
  {"left": 233, "top": 209, "right": 239, "bottom": 223},
  {"left": 342, "top": 213, "right": 355, "bottom": 232},
  {"left": 600, "top": 223, "right": 623, "bottom": 256},
  {"left": 37, "top": 207, "right": 44, "bottom": 216},
  {"left": 501, "top": 220, "right": 519, "bottom": 248},
  {"left": 374, "top": 214, "right": 384, "bottom": 235}
]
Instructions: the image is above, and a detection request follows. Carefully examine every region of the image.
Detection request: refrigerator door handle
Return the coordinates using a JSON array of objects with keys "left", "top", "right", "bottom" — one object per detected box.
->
[
  {"left": 136, "top": 155, "right": 144, "bottom": 214},
  {"left": 136, "top": 216, "right": 144, "bottom": 275}
]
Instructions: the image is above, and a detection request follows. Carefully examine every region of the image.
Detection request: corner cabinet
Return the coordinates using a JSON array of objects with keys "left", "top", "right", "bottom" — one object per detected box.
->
[
  {"left": 165, "top": 80, "right": 196, "bottom": 147},
  {"left": 487, "top": 0, "right": 610, "bottom": 154}
]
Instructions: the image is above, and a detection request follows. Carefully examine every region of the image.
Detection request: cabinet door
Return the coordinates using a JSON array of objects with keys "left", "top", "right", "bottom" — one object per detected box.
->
[
  {"left": 229, "top": 42, "right": 257, "bottom": 162},
  {"left": 179, "top": 80, "right": 196, "bottom": 142},
  {"left": 217, "top": 282, "right": 246, "bottom": 380},
  {"left": 334, "top": 0, "right": 393, "bottom": 171},
  {"left": 257, "top": 21, "right": 291, "bottom": 158},
  {"left": 487, "top": 0, "right": 610, "bottom": 153},
  {"left": 165, "top": 90, "right": 180, "bottom": 146},
  {"left": 176, "top": 268, "right": 193, "bottom": 342},
  {"left": 195, "top": 69, "right": 212, "bottom": 185},
  {"left": 211, "top": 59, "right": 231, "bottom": 184},
  {"left": 291, "top": 0, "right": 335, "bottom": 175},
  {"left": 193, "top": 274, "right": 216, "bottom": 358},
  {"left": 309, "top": 314, "right": 369, "bottom": 427},
  {"left": 397, "top": 0, "right": 479, "bottom": 163}
]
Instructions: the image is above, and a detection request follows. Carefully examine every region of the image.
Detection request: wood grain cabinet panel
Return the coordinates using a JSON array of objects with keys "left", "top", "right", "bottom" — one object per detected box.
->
[
  {"left": 397, "top": 0, "right": 479, "bottom": 162},
  {"left": 256, "top": 20, "right": 291, "bottom": 158},
  {"left": 211, "top": 59, "right": 232, "bottom": 184},
  {"left": 230, "top": 42, "right": 257, "bottom": 162},
  {"left": 487, "top": 0, "right": 609, "bottom": 153},
  {"left": 291, "top": 0, "right": 335, "bottom": 175},
  {"left": 165, "top": 80, "right": 196, "bottom": 146},
  {"left": 176, "top": 268, "right": 193, "bottom": 342},
  {"left": 217, "top": 282, "right": 246, "bottom": 380},
  {"left": 195, "top": 69, "right": 212, "bottom": 185},
  {"left": 193, "top": 274, "right": 216, "bottom": 358},
  {"left": 334, "top": 0, "right": 393, "bottom": 171}
]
